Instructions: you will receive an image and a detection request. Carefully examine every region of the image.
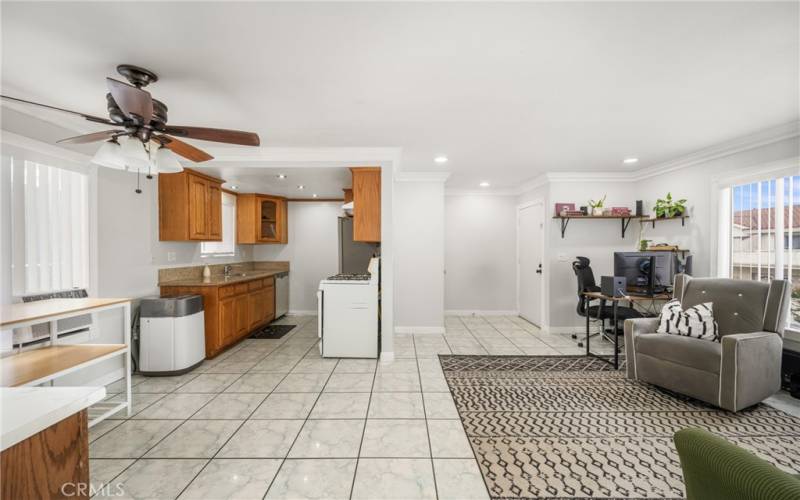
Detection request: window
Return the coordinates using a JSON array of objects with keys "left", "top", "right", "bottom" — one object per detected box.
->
[
  {"left": 730, "top": 174, "right": 799, "bottom": 327},
  {"left": 10, "top": 159, "right": 90, "bottom": 295},
  {"left": 201, "top": 191, "right": 236, "bottom": 256}
]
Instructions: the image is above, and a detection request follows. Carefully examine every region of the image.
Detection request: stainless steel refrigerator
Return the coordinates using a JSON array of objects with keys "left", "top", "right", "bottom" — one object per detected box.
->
[{"left": 338, "top": 217, "right": 378, "bottom": 274}]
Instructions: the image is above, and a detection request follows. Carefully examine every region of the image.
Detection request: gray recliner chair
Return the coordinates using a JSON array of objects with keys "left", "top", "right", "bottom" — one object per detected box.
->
[{"left": 624, "top": 274, "right": 791, "bottom": 412}]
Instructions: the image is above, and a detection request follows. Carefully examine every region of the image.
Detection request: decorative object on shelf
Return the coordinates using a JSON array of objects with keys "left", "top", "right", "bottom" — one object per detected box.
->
[
  {"left": 654, "top": 192, "right": 687, "bottom": 218},
  {"left": 589, "top": 195, "right": 607, "bottom": 216},
  {"left": 579, "top": 206, "right": 588, "bottom": 215},
  {"left": 611, "top": 207, "right": 631, "bottom": 216},
  {"left": 635, "top": 200, "right": 643, "bottom": 216},
  {"left": 1, "top": 64, "right": 260, "bottom": 194},
  {"left": 639, "top": 239, "right": 651, "bottom": 252},
  {"left": 649, "top": 243, "right": 681, "bottom": 251},
  {"left": 555, "top": 203, "right": 576, "bottom": 216}
]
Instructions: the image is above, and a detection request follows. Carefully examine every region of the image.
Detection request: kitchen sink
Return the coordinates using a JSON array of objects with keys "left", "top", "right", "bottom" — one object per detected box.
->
[{"left": 223, "top": 273, "right": 248, "bottom": 280}]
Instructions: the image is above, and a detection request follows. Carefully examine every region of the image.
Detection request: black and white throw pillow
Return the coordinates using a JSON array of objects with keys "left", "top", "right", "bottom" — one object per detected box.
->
[{"left": 656, "top": 299, "right": 719, "bottom": 341}]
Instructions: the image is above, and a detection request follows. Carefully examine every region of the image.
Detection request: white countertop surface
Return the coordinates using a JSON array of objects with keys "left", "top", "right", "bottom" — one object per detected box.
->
[{"left": 1, "top": 386, "right": 106, "bottom": 451}]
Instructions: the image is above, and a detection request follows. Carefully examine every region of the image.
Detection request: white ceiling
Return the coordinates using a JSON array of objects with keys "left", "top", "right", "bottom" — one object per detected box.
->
[
  {"left": 203, "top": 165, "right": 351, "bottom": 199},
  {"left": 1, "top": 2, "right": 798, "bottom": 190}
]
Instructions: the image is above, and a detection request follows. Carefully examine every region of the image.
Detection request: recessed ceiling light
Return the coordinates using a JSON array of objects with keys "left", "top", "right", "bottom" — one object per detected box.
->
[
  {"left": 479, "top": 181, "right": 490, "bottom": 188},
  {"left": 229, "top": 185, "right": 239, "bottom": 190},
  {"left": 277, "top": 174, "right": 287, "bottom": 179},
  {"left": 623, "top": 157, "right": 639, "bottom": 164},
  {"left": 312, "top": 193, "right": 318, "bottom": 198},
  {"left": 434, "top": 156, "right": 448, "bottom": 164},
  {"left": 297, "top": 185, "right": 305, "bottom": 190}
]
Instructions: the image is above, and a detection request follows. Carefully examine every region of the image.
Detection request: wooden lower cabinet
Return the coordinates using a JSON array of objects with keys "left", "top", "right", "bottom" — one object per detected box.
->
[
  {"left": 219, "top": 297, "right": 236, "bottom": 346},
  {"left": 1, "top": 410, "right": 89, "bottom": 500},
  {"left": 161, "top": 276, "right": 276, "bottom": 358}
]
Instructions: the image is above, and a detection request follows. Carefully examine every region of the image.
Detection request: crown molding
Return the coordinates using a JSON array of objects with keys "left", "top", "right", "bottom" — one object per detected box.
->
[
  {"left": 632, "top": 120, "right": 799, "bottom": 182},
  {"left": 394, "top": 171, "right": 451, "bottom": 183},
  {"left": 1, "top": 130, "right": 91, "bottom": 164},
  {"left": 511, "top": 120, "right": 800, "bottom": 194},
  {"left": 445, "top": 188, "right": 519, "bottom": 196}
]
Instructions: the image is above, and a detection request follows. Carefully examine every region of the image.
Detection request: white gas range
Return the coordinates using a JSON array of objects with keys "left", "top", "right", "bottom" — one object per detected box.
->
[{"left": 317, "top": 257, "right": 380, "bottom": 358}]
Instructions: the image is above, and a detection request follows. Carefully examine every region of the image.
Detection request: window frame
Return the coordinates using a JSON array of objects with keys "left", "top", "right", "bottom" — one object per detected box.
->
[
  {"left": 713, "top": 157, "right": 800, "bottom": 337},
  {"left": 4, "top": 143, "right": 96, "bottom": 298}
]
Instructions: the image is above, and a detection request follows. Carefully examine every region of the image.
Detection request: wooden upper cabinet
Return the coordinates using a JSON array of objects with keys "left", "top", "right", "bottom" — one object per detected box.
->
[
  {"left": 343, "top": 188, "right": 353, "bottom": 204},
  {"left": 158, "top": 169, "right": 224, "bottom": 241},
  {"left": 350, "top": 167, "right": 381, "bottom": 242},
  {"left": 208, "top": 183, "right": 222, "bottom": 239},
  {"left": 237, "top": 193, "right": 288, "bottom": 244}
]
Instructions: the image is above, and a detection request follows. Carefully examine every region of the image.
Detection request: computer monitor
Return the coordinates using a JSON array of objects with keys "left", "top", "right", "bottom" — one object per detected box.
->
[{"left": 613, "top": 252, "right": 676, "bottom": 293}]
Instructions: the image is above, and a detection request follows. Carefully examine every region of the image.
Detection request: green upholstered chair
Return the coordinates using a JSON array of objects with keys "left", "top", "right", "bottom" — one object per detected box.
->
[{"left": 674, "top": 428, "right": 800, "bottom": 500}]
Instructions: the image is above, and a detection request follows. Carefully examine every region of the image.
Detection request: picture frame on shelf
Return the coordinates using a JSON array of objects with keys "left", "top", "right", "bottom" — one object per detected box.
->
[{"left": 555, "top": 203, "right": 576, "bottom": 216}]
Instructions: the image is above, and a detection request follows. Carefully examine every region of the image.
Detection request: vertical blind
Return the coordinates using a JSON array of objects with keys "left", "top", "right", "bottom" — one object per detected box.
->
[
  {"left": 13, "top": 160, "right": 89, "bottom": 295},
  {"left": 731, "top": 174, "right": 799, "bottom": 325},
  {"left": 201, "top": 191, "right": 236, "bottom": 256}
]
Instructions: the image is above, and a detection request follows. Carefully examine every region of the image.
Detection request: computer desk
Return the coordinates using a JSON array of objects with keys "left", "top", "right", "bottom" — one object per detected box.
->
[{"left": 582, "top": 291, "right": 672, "bottom": 369}]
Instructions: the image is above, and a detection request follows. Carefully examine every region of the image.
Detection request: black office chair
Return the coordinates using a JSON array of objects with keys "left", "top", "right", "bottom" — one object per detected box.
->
[{"left": 572, "top": 257, "right": 642, "bottom": 347}]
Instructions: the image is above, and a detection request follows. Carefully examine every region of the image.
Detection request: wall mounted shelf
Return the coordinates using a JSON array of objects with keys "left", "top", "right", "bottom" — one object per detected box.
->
[
  {"left": 552, "top": 215, "right": 644, "bottom": 239},
  {"left": 640, "top": 215, "right": 689, "bottom": 228}
]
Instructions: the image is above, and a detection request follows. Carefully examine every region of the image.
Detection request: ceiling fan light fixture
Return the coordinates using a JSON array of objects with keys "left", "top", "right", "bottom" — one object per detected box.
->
[
  {"left": 91, "top": 139, "right": 126, "bottom": 170},
  {"left": 153, "top": 145, "right": 184, "bottom": 174},
  {"left": 120, "top": 136, "right": 151, "bottom": 170}
]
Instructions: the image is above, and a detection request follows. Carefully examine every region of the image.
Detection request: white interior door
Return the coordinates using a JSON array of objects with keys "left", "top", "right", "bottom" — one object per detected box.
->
[{"left": 518, "top": 203, "right": 543, "bottom": 326}]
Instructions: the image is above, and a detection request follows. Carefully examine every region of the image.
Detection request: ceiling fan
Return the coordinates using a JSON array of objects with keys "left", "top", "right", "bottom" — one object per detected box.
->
[{"left": 1, "top": 64, "right": 261, "bottom": 192}]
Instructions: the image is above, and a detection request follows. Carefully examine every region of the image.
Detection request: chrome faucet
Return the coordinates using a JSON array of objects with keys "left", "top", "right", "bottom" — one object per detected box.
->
[{"left": 223, "top": 264, "right": 233, "bottom": 277}]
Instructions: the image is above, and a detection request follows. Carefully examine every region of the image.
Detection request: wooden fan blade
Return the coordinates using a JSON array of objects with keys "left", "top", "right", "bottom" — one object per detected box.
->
[
  {"left": 164, "top": 125, "right": 260, "bottom": 146},
  {"left": 106, "top": 78, "right": 153, "bottom": 123},
  {"left": 57, "top": 130, "right": 121, "bottom": 144},
  {"left": 157, "top": 135, "right": 214, "bottom": 162},
  {"left": 1, "top": 94, "right": 116, "bottom": 125}
]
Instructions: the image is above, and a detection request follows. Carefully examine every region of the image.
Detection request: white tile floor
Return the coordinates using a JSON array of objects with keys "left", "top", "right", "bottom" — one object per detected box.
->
[{"left": 90, "top": 314, "right": 800, "bottom": 499}]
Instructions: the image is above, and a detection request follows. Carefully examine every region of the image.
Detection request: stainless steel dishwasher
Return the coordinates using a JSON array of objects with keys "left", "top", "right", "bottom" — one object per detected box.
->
[{"left": 274, "top": 271, "right": 289, "bottom": 319}]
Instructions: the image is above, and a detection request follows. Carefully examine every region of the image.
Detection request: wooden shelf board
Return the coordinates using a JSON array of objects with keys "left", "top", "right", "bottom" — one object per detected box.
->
[
  {"left": 0, "top": 298, "right": 130, "bottom": 329},
  {"left": 639, "top": 215, "right": 689, "bottom": 223},
  {"left": 0, "top": 344, "right": 126, "bottom": 387},
  {"left": 552, "top": 215, "right": 642, "bottom": 219}
]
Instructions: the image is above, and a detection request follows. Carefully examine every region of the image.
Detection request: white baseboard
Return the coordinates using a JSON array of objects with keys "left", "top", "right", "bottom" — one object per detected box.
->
[
  {"left": 445, "top": 310, "right": 519, "bottom": 317},
  {"left": 380, "top": 351, "right": 395, "bottom": 362},
  {"left": 394, "top": 326, "right": 446, "bottom": 335},
  {"left": 288, "top": 310, "right": 317, "bottom": 316}
]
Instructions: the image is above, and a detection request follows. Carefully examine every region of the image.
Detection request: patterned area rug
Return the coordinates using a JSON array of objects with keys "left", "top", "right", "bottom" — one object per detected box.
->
[{"left": 439, "top": 355, "right": 800, "bottom": 499}]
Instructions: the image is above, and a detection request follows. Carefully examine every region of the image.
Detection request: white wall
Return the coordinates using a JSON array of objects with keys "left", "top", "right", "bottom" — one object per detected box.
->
[
  {"left": 253, "top": 202, "right": 342, "bottom": 313},
  {"left": 512, "top": 136, "right": 800, "bottom": 331},
  {"left": 444, "top": 194, "right": 518, "bottom": 314},
  {"left": 394, "top": 180, "right": 445, "bottom": 331},
  {"left": 544, "top": 181, "right": 643, "bottom": 329},
  {"left": 636, "top": 137, "right": 800, "bottom": 278},
  {"left": 97, "top": 168, "right": 253, "bottom": 299}
]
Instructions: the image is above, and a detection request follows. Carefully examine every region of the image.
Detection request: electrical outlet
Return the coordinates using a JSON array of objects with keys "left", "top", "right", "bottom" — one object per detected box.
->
[
  {"left": 167, "top": 252, "right": 176, "bottom": 262},
  {"left": 558, "top": 253, "right": 569, "bottom": 262}
]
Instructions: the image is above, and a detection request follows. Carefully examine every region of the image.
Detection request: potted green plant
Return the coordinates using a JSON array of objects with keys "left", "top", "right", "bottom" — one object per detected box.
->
[
  {"left": 588, "top": 194, "right": 606, "bottom": 216},
  {"left": 653, "top": 193, "right": 687, "bottom": 218},
  {"left": 639, "top": 239, "right": 651, "bottom": 252}
]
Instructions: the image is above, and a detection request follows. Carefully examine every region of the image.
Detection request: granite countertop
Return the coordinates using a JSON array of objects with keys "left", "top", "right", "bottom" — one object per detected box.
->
[{"left": 159, "top": 269, "right": 286, "bottom": 287}]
